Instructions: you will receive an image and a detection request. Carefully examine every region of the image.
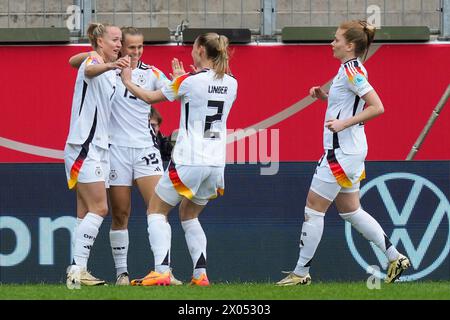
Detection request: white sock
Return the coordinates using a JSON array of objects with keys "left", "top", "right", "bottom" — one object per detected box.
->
[
  {"left": 166, "top": 221, "right": 172, "bottom": 267},
  {"left": 340, "top": 207, "right": 399, "bottom": 262},
  {"left": 73, "top": 212, "right": 103, "bottom": 268},
  {"left": 147, "top": 214, "right": 171, "bottom": 273},
  {"left": 71, "top": 217, "right": 83, "bottom": 262},
  {"left": 181, "top": 218, "right": 207, "bottom": 278},
  {"left": 110, "top": 229, "right": 129, "bottom": 276},
  {"left": 294, "top": 207, "right": 325, "bottom": 277}
]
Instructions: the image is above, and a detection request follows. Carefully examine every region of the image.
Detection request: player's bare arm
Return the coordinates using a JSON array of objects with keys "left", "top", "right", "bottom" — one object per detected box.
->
[
  {"left": 69, "top": 51, "right": 98, "bottom": 68},
  {"left": 325, "top": 90, "right": 384, "bottom": 133},
  {"left": 85, "top": 56, "right": 130, "bottom": 78},
  {"left": 120, "top": 66, "right": 167, "bottom": 104}
]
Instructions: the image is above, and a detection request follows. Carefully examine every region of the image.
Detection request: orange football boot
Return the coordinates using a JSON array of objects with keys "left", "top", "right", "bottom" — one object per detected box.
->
[
  {"left": 190, "top": 273, "right": 210, "bottom": 286},
  {"left": 131, "top": 270, "right": 170, "bottom": 286}
]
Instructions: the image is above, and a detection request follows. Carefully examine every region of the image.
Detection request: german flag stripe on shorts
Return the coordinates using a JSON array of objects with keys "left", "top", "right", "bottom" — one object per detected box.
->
[
  {"left": 326, "top": 149, "right": 353, "bottom": 188},
  {"left": 326, "top": 149, "right": 366, "bottom": 188},
  {"left": 208, "top": 188, "right": 224, "bottom": 200},
  {"left": 67, "top": 109, "right": 97, "bottom": 189},
  {"left": 168, "top": 161, "right": 194, "bottom": 199},
  {"left": 68, "top": 146, "right": 89, "bottom": 189}
]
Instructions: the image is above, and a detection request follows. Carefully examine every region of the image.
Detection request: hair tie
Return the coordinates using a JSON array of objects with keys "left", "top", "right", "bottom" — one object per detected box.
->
[{"left": 358, "top": 20, "right": 367, "bottom": 31}]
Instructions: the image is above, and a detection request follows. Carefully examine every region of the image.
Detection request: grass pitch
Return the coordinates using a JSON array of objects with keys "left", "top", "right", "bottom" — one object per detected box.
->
[{"left": 0, "top": 281, "right": 449, "bottom": 300}]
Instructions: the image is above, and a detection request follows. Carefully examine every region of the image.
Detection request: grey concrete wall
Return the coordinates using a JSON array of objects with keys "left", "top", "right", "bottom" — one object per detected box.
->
[
  {"left": 0, "top": 0, "right": 73, "bottom": 28},
  {"left": 0, "top": 0, "right": 441, "bottom": 32},
  {"left": 277, "top": 0, "right": 440, "bottom": 30}
]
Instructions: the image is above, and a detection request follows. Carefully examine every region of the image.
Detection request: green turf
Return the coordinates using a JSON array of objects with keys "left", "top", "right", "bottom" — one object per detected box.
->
[{"left": 0, "top": 281, "right": 449, "bottom": 300}]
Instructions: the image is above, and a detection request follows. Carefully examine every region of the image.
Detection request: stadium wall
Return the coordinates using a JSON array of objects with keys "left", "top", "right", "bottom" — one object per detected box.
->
[
  {"left": 0, "top": 44, "right": 449, "bottom": 162},
  {"left": 0, "top": 162, "right": 448, "bottom": 283}
]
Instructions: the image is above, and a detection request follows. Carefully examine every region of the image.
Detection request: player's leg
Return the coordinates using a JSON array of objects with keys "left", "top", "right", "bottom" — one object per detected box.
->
[
  {"left": 109, "top": 186, "right": 131, "bottom": 285},
  {"left": 277, "top": 174, "right": 339, "bottom": 286},
  {"left": 277, "top": 188, "right": 330, "bottom": 286},
  {"left": 64, "top": 143, "right": 109, "bottom": 289},
  {"left": 134, "top": 147, "right": 178, "bottom": 284},
  {"left": 178, "top": 166, "right": 224, "bottom": 286},
  {"left": 72, "top": 191, "right": 87, "bottom": 258},
  {"left": 148, "top": 160, "right": 193, "bottom": 276},
  {"left": 129, "top": 191, "right": 175, "bottom": 286},
  {"left": 108, "top": 145, "right": 134, "bottom": 284},
  {"left": 74, "top": 182, "right": 108, "bottom": 265},
  {"left": 136, "top": 176, "right": 160, "bottom": 211},
  {"left": 68, "top": 191, "right": 85, "bottom": 288},
  {"left": 335, "top": 191, "right": 410, "bottom": 283},
  {"left": 72, "top": 190, "right": 107, "bottom": 286},
  {"left": 67, "top": 181, "right": 108, "bottom": 289},
  {"left": 179, "top": 198, "right": 209, "bottom": 286},
  {"left": 147, "top": 192, "right": 175, "bottom": 273},
  {"left": 135, "top": 173, "right": 182, "bottom": 285},
  {"left": 131, "top": 162, "right": 181, "bottom": 286}
]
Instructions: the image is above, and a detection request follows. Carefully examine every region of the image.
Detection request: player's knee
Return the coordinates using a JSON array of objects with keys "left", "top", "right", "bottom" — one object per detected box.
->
[
  {"left": 91, "top": 204, "right": 109, "bottom": 217},
  {"left": 335, "top": 193, "right": 360, "bottom": 213},
  {"left": 112, "top": 209, "right": 129, "bottom": 227},
  {"left": 306, "top": 194, "right": 330, "bottom": 213},
  {"left": 179, "top": 200, "right": 203, "bottom": 221},
  {"left": 179, "top": 202, "right": 192, "bottom": 220},
  {"left": 304, "top": 206, "right": 326, "bottom": 222},
  {"left": 336, "top": 201, "right": 359, "bottom": 213},
  {"left": 179, "top": 210, "right": 198, "bottom": 221},
  {"left": 305, "top": 196, "right": 315, "bottom": 210}
]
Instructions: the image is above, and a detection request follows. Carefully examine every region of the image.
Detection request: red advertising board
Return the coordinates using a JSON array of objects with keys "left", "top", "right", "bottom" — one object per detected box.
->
[{"left": 0, "top": 43, "right": 449, "bottom": 162}]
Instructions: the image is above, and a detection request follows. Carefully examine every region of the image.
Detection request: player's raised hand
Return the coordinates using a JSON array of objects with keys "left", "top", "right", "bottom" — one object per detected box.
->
[
  {"left": 170, "top": 58, "right": 186, "bottom": 79},
  {"left": 190, "top": 64, "right": 200, "bottom": 73},
  {"left": 113, "top": 55, "right": 130, "bottom": 70},
  {"left": 309, "top": 86, "right": 328, "bottom": 100}
]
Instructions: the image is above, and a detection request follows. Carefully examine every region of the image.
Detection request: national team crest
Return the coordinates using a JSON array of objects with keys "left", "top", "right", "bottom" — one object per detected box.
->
[
  {"left": 109, "top": 170, "right": 118, "bottom": 180},
  {"left": 95, "top": 167, "right": 102, "bottom": 177},
  {"left": 137, "top": 74, "right": 146, "bottom": 86}
]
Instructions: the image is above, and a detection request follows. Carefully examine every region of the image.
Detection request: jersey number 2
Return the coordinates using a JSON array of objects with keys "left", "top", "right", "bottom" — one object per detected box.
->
[{"left": 204, "top": 100, "right": 224, "bottom": 139}]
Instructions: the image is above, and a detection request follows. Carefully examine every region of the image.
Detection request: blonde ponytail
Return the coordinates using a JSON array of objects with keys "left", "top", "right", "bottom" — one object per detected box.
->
[
  {"left": 196, "top": 33, "right": 231, "bottom": 79},
  {"left": 87, "top": 22, "right": 112, "bottom": 49}
]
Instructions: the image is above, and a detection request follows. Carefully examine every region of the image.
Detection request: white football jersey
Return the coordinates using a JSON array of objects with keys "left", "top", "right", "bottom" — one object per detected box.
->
[
  {"left": 162, "top": 68, "right": 238, "bottom": 166},
  {"left": 109, "top": 61, "right": 170, "bottom": 147},
  {"left": 66, "top": 57, "right": 117, "bottom": 149},
  {"left": 324, "top": 57, "right": 374, "bottom": 154}
]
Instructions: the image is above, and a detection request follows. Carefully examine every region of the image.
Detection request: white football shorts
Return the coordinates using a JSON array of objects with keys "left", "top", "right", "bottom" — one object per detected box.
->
[
  {"left": 310, "top": 148, "right": 366, "bottom": 201},
  {"left": 156, "top": 162, "right": 225, "bottom": 206},
  {"left": 109, "top": 144, "right": 163, "bottom": 186},
  {"left": 64, "top": 142, "right": 110, "bottom": 189}
]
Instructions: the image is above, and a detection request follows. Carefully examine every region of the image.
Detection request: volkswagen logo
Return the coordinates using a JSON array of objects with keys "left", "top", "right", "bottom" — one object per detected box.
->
[{"left": 346, "top": 173, "right": 450, "bottom": 281}]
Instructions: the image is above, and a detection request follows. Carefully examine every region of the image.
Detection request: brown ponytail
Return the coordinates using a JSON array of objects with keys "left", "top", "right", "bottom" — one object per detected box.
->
[
  {"left": 120, "top": 26, "right": 143, "bottom": 42},
  {"left": 195, "top": 32, "right": 231, "bottom": 79},
  {"left": 339, "top": 20, "right": 376, "bottom": 61}
]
